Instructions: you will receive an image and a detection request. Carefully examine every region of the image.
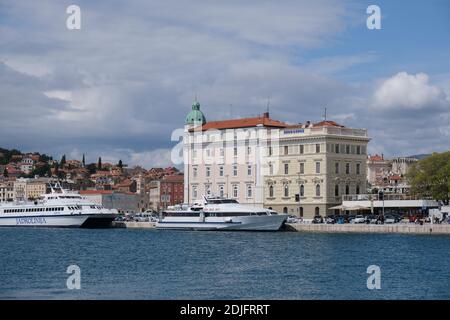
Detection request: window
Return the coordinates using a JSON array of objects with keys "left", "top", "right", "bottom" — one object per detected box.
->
[
  {"left": 269, "top": 163, "right": 273, "bottom": 175},
  {"left": 219, "top": 166, "right": 224, "bottom": 177},
  {"left": 316, "top": 162, "right": 320, "bottom": 174},
  {"left": 346, "top": 163, "right": 350, "bottom": 174},
  {"left": 205, "top": 184, "right": 211, "bottom": 196},
  {"left": 268, "top": 146, "right": 273, "bottom": 156},
  {"left": 356, "top": 146, "right": 361, "bottom": 155},
  {"left": 247, "top": 165, "right": 252, "bottom": 176},
  {"left": 284, "top": 184, "right": 289, "bottom": 197},
  {"left": 346, "top": 145, "right": 350, "bottom": 154},
  {"left": 299, "top": 145, "right": 304, "bottom": 154},
  {"left": 193, "top": 150, "right": 197, "bottom": 158},
  {"left": 356, "top": 163, "right": 361, "bottom": 175},
  {"left": 206, "top": 149, "right": 211, "bottom": 157},
  {"left": 284, "top": 163, "right": 289, "bottom": 175},
  {"left": 335, "top": 185, "right": 339, "bottom": 197},
  {"left": 283, "top": 207, "right": 288, "bottom": 214},
  {"left": 300, "top": 163, "right": 304, "bottom": 174},
  {"left": 247, "top": 146, "right": 251, "bottom": 155},
  {"left": 219, "top": 185, "right": 224, "bottom": 197},
  {"left": 193, "top": 167, "right": 198, "bottom": 178},
  {"left": 335, "top": 144, "right": 340, "bottom": 153},
  {"left": 315, "top": 207, "right": 320, "bottom": 216},
  {"left": 192, "top": 186, "right": 198, "bottom": 199},
  {"left": 232, "top": 185, "right": 238, "bottom": 198},
  {"left": 247, "top": 185, "right": 253, "bottom": 198},
  {"left": 356, "top": 184, "right": 360, "bottom": 195},
  {"left": 299, "top": 207, "right": 304, "bottom": 217},
  {"left": 206, "top": 166, "right": 211, "bottom": 177},
  {"left": 335, "top": 162, "right": 339, "bottom": 174},
  {"left": 233, "top": 165, "right": 238, "bottom": 176},
  {"left": 233, "top": 147, "right": 238, "bottom": 156},
  {"left": 269, "top": 185, "right": 274, "bottom": 197},
  {"left": 315, "top": 184, "right": 321, "bottom": 197},
  {"left": 345, "top": 185, "right": 350, "bottom": 195},
  {"left": 284, "top": 146, "right": 289, "bottom": 155},
  {"left": 300, "top": 185, "right": 304, "bottom": 197},
  {"left": 316, "top": 144, "right": 320, "bottom": 153}
]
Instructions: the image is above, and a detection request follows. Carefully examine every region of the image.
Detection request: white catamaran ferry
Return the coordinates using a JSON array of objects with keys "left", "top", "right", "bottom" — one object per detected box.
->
[
  {"left": 156, "top": 196, "right": 288, "bottom": 231},
  {"left": 0, "top": 187, "right": 117, "bottom": 228}
]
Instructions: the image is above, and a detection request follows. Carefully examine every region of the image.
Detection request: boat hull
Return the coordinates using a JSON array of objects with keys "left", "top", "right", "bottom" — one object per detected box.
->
[
  {"left": 0, "top": 214, "right": 116, "bottom": 228},
  {"left": 156, "top": 214, "right": 287, "bottom": 231}
]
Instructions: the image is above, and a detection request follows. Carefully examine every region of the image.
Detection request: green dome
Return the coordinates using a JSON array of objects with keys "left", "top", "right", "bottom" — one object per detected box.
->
[{"left": 185, "top": 101, "right": 206, "bottom": 125}]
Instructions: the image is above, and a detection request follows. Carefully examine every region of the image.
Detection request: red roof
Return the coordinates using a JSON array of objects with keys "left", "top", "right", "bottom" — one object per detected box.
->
[
  {"left": 79, "top": 190, "right": 113, "bottom": 195},
  {"left": 369, "top": 154, "right": 384, "bottom": 161},
  {"left": 313, "top": 120, "right": 344, "bottom": 128},
  {"left": 191, "top": 112, "right": 287, "bottom": 131},
  {"left": 162, "top": 174, "right": 184, "bottom": 182}
]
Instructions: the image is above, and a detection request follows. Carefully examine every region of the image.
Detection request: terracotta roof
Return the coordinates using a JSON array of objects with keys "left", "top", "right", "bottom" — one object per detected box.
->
[
  {"left": 389, "top": 175, "right": 402, "bottom": 180},
  {"left": 162, "top": 174, "right": 184, "bottom": 182},
  {"left": 369, "top": 154, "right": 384, "bottom": 161},
  {"left": 313, "top": 120, "right": 344, "bottom": 128},
  {"left": 190, "top": 112, "right": 287, "bottom": 131},
  {"left": 79, "top": 190, "right": 113, "bottom": 195}
]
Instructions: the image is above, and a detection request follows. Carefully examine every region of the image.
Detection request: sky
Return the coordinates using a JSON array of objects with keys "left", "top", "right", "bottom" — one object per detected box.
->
[{"left": 0, "top": 0, "right": 449, "bottom": 168}]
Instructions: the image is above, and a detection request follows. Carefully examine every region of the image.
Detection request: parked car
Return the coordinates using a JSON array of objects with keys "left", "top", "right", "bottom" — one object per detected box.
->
[
  {"left": 286, "top": 215, "right": 300, "bottom": 223},
  {"left": 325, "top": 215, "right": 336, "bottom": 224},
  {"left": 312, "top": 215, "right": 323, "bottom": 224},
  {"left": 348, "top": 215, "right": 356, "bottom": 224},
  {"left": 336, "top": 215, "right": 348, "bottom": 224},
  {"left": 365, "top": 215, "right": 379, "bottom": 224},
  {"left": 133, "top": 213, "right": 153, "bottom": 222},
  {"left": 352, "top": 215, "right": 365, "bottom": 224},
  {"left": 384, "top": 215, "right": 398, "bottom": 224}
]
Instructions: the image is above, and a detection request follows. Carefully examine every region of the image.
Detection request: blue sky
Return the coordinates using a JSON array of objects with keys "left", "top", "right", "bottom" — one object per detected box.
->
[{"left": 0, "top": 0, "right": 449, "bottom": 167}]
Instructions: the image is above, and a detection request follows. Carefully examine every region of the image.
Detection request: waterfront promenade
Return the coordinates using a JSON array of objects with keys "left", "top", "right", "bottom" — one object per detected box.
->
[{"left": 286, "top": 223, "right": 450, "bottom": 235}]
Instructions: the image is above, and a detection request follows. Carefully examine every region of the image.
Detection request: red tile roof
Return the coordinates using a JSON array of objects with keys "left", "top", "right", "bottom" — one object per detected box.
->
[
  {"left": 313, "top": 120, "right": 344, "bottom": 127},
  {"left": 79, "top": 190, "right": 113, "bottom": 195},
  {"left": 369, "top": 154, "right": 384, "bottom": 161},
  {"left": 190, "top": 112, "right": 287, "bottom": 131}
]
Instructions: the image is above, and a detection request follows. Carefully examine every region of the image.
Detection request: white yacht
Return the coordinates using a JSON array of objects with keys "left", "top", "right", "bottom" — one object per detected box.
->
[
  {"left": 156, "top": 196, "right": 288, "bottom": 231},
  {"left": 0, "top": 187, "right": 118, "bottom": 228}
]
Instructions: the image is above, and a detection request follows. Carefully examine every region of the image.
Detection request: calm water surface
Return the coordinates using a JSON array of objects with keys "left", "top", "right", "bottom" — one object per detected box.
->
[{"left": 0, "top": 228, "right": 449, "bottom": 299}]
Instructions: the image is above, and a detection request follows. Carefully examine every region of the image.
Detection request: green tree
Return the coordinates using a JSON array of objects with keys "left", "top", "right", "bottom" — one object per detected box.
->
[
  {"left": 82, "top": 154, "right": 86, "bottom": 167},
  {"left": 3, "top": 168, "right": 7, "bottom": 177},
  {"left": 118, "top": 159, "right": 123, "bottom": 169},
  {"left": 60, "top": 154, "right": 66, "bottom": 166},
  {"left": 408, "top": 151, "right": 450, "bottom": 204},
  {"left": 98, "top": 157, "right": 102, "bottom": 170},
  {"left": 86, "top": 163, "right": 97, "bottom": 174}
]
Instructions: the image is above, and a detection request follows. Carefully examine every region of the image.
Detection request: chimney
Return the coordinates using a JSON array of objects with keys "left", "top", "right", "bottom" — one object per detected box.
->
[{"left": 262, "top": 112, "right": 269, "bottom": 119}]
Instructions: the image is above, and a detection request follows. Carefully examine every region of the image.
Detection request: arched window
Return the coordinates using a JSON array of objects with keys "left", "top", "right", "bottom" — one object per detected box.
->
[
  {"left": 335, "top": 184, "right": 339, "bottom": 197},
  {"left": 299, "top": 207, "right": 304, "bottom": 217},
  {"left": 300, "top": 185, "right": 304, "bottom": 197},
  {"left": 356, "top": 184, "right": 360, "bottom": 195},
  {"left": 269, "top": 185, "right": 274, "bottom": 197},
  {"left": 283, "top": 207, "right": 288, "bottom": 214},
  {"left": 284, "top": 184, "right": 289, "bottom": 197},
  {"left": 315, "top": 207, "right": 320, "bottom": 216},
  {"left": 345, "top": 185, "right": 350, "bottom": 195},
  {"left": 315, "top": 184, "right": 321, "bottom": 197}
]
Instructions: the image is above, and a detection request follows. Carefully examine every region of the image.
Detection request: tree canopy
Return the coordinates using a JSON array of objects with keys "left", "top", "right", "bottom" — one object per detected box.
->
[{"left": 408, "top": 151, "right": 450, "bottom": 204}]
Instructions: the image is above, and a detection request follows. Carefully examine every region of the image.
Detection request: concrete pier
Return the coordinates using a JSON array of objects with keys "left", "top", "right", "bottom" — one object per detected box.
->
[
  {"left": 112, "top": 221, "right": 156, "bottom": 229},
  {"left": 286, "top": 223, "right": 450, "bottom": 235}
]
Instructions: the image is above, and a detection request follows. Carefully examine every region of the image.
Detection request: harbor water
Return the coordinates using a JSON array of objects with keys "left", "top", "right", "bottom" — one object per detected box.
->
[{"left": 1, "top": 228, "right": 449, "bottom": 299}]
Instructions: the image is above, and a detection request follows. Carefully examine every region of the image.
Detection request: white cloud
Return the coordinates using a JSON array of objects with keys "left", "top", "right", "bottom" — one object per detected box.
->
[{"left": 372, "top": 72, "right": 449, "bottom": 111}]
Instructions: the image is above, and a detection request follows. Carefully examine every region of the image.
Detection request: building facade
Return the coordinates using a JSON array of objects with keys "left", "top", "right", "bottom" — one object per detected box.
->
[
  {"left": 0, "top": 181, "right": 14, "bottom": 202},
  {"left": 183, "top": 102, "right": 370, "bottom": 218},
  {"left": 160, "top": 174, "right": 184, "bottom": 209},
  {"left": 13, "top": 178, "right": 48, "bottom": 200}
]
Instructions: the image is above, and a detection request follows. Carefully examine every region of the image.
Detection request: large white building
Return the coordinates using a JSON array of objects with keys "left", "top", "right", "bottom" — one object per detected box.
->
[{"left": 183, "top": 102, "right": 370, "bottom": 218}]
